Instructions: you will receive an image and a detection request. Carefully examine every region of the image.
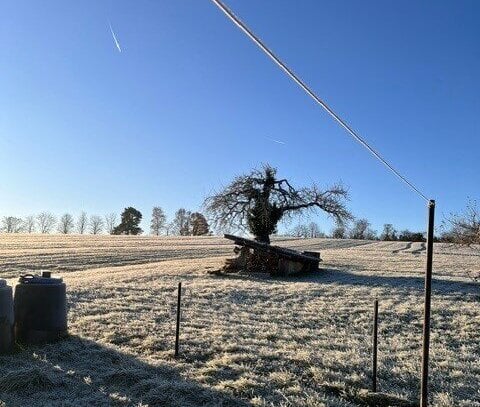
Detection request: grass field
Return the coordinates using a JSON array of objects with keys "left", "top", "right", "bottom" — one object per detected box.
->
[{"left": 0, "top": 235, "right": 478, "bottom": 406}]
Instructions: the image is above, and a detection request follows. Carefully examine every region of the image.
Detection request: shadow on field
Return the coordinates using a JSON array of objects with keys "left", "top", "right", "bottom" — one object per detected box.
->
[
  {"left": 0, "top": 336, "right": 250, "bottom": 407},
  {"left": 215, "top": 268, "right": 478, "bottom": 297},
  {"left": 289, "top": 269, "right": 479, "bottom": 297}
]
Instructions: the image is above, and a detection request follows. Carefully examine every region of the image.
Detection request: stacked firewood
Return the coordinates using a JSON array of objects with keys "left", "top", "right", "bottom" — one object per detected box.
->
[{"left": 223, "top": 246, "right": 279, "bottom": 274}]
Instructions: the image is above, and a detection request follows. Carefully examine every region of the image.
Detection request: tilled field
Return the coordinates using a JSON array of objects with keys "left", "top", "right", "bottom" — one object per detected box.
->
[{"left": 0, "top": 235, "right": 478, "bottom": 406}]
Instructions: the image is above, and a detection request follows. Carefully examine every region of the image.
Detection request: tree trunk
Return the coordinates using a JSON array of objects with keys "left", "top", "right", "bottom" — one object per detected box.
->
[{"left": 255, "top": 233, "right": 270, "bottom": 245}]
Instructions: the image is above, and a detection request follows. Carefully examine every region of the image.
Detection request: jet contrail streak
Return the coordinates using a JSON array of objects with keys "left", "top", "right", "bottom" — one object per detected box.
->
[{"left": 108, "top": 21, "right": 122, "bottom": 53}]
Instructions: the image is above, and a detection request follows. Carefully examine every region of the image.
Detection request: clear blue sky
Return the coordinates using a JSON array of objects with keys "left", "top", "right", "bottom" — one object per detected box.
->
[{"left": 1, "top": 1, "right": 479, "bottom": 234}]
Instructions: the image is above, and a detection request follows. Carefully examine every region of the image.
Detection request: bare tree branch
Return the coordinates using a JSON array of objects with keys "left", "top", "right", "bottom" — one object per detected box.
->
[
  {"left": 58, "top": 213, "right": 75, "bottom": 234},
  {"left": 36, "top": 212, "right": 56, "bottom": 234},
  {"left": 105, "top": 213, "right": 118, "bottom": 235},
  {"left": 89, "top": 215, "right": 104, "bottom": 235},
  {"left": 443, "top": 200, "right": 480, "bottom": 281}
]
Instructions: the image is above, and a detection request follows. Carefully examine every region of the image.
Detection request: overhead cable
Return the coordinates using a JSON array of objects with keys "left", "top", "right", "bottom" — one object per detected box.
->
[{"left": 210, "top": 0, "right": 429, "bottom": 203}]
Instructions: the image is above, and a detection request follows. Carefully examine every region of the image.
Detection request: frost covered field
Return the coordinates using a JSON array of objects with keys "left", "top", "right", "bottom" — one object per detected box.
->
[{"left": 0, "top": 235, "right": 478, "bottom": 406}]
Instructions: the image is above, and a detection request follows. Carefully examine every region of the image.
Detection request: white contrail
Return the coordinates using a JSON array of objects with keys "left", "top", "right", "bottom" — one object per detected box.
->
[
  {"left": 266, "top": 137, "right": 286, "bottom": 145},
  {"left": 108, "top": 21, "right": 122, "bottom": 53}
]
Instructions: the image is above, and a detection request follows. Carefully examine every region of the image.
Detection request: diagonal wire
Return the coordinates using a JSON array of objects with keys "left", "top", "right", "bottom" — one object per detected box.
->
[{"left": 210, "top": 0, "right": 429, "bottom": 203}]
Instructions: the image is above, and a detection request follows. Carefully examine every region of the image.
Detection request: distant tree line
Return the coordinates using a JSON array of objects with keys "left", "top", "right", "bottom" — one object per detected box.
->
[
  {"left": 0, "top": 206, "right": 210, "bottom": 237},
  {"left": 164, "top": 209, "right": 210, "bottom": 236},
  {"left": 288, "top": 213, "right": 479, "bottom": 243},
  {"left": 289, "top": 222, "right": 326, "bottom": 238},
  {"left": 288, "top": 219, "right": 435, "bottom": 242},
  {"left": 3, "top": 204, "right": 472, "bottom": 244},
  {"left": 0, "top": 211, "right": 119, "bottom": 235}
]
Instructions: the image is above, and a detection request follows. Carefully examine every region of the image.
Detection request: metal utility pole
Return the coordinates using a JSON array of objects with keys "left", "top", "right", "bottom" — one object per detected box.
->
[{"left": 420, "top": 200, "right": 435, "bottom": 406}]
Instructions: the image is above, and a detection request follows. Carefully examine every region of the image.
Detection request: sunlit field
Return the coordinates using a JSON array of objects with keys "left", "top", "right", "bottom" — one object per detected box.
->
[{"left": 0, "top": 235, "right": 478, "bottom": 406}]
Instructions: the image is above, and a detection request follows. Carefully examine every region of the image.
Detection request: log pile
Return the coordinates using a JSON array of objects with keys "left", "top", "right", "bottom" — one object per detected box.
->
[{"left": 222, "top": 234, "right": 321, "bottom": 276}]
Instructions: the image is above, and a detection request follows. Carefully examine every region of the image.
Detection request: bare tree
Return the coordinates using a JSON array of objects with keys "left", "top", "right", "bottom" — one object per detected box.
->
[
  {"left": 172, "top": 208, "right": 191, "bottom": 236},
  {"left": 444, "top": 200, "right": 480, "bottom": 281},
  {"left": 23, "top": 215, "right": 36, "bottom": 233},
  {"left": 445, "top": 200, "right": 480, "bottom": 247},
  {"left": 308, "top": 222, "right": 324, "bottom": 238},
  {"left": 331, "top": 224, "right": 347, "bottom": 239},
  {"left": 164, "top": 222, "right": 173, "bottom": 236},
  {"left": 58, "top": 213, "right": 75, "bottom": 234},
  {"left": 36, "top": 212, "right": 56, "bottom": 234},
  {"left": 289, "top": 224, "right": 309, "bottom": 238},
  {"left": 349, "top": 219, "right": 377, "bottom": 240},
  {"left": 1, "top": 217, "right": 23, "bottom": 233},
  {"left": 190, "top": 212, "right": 209, "bottom": 236},
  {"left": 105, "top": 213, "right": 118, "bottom": 235},
  {"left": 289, "top": 223, "right": 324, "bottom": 238},
  {"left": 76, "top": 211, "right": 88, "bottom": 234},
  {"left": 204, "top": 165, "right": 352, "bottom": 244},
  {"left": 150, "top": 207, "right": 167, "bottom": 236},
  {"left": 89, "top": 215, "right": 104, "bottom": 235},
  {"left": 380, "top": 224, "right": 397, "bottom": 241}
]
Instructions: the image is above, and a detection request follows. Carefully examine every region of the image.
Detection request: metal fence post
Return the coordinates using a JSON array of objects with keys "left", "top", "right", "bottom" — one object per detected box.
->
[
  {"left": 372, "top": 299, "right": 379, "bottom": 393},
  {"left": 175, "top": 282, "right": 182, "bottom": 357}
]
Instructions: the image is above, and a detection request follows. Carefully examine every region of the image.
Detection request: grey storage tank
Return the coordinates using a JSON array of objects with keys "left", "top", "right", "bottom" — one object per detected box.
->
[
  {"left": 14, "top": 272, "right": 68, "bottom": 344},
  {"left": 0, "top": 279, "right": 14, "bottom": 353}
]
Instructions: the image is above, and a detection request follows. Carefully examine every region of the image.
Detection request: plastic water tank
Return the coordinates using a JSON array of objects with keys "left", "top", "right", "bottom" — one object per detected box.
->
[
  {"left": 0, "top": 279, "right": 14, "bottom": 353},
  {"left": 14, "top": 273, "right": 68, "bottom": 344}
]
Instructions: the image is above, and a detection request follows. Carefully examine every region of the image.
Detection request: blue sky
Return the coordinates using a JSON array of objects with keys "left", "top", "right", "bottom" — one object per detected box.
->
[{"left": 1, "top": 1, "right": 479, "bottom": 234}]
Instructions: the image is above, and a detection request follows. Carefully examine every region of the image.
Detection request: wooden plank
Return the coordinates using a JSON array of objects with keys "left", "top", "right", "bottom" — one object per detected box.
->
[{"left": 223, "top": 234, "right": 320, "bottom": 263}]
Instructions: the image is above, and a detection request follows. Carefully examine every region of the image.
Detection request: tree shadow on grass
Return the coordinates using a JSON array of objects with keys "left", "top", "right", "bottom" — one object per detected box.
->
[
  {"left": 0, "top": 336, "right": 250, "bottom": 407},
  {"left": 212, "top": 268, "right": 479, "bottom": 298},
  {"left": 279, "top": 268, "right": 479, "bottom": 297}
]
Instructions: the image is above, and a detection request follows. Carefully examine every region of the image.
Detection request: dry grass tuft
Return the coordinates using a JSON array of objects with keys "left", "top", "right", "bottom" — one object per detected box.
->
[{"left": 0, "top": 367, "right": 57, "bottom": 393}]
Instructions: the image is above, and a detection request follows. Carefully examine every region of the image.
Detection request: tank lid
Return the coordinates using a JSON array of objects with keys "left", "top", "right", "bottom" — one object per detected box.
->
[
  {"left": 0, "top": 279, "right": 6, "bottom": 287},
  {"left": 18, "top": 274, "right": 63, "bottom": 285}
]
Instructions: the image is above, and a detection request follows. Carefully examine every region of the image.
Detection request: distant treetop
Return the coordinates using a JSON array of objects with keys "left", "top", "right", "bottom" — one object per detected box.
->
[{"left": 113, "top": 207, "right": 143, "bottom": 235}]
